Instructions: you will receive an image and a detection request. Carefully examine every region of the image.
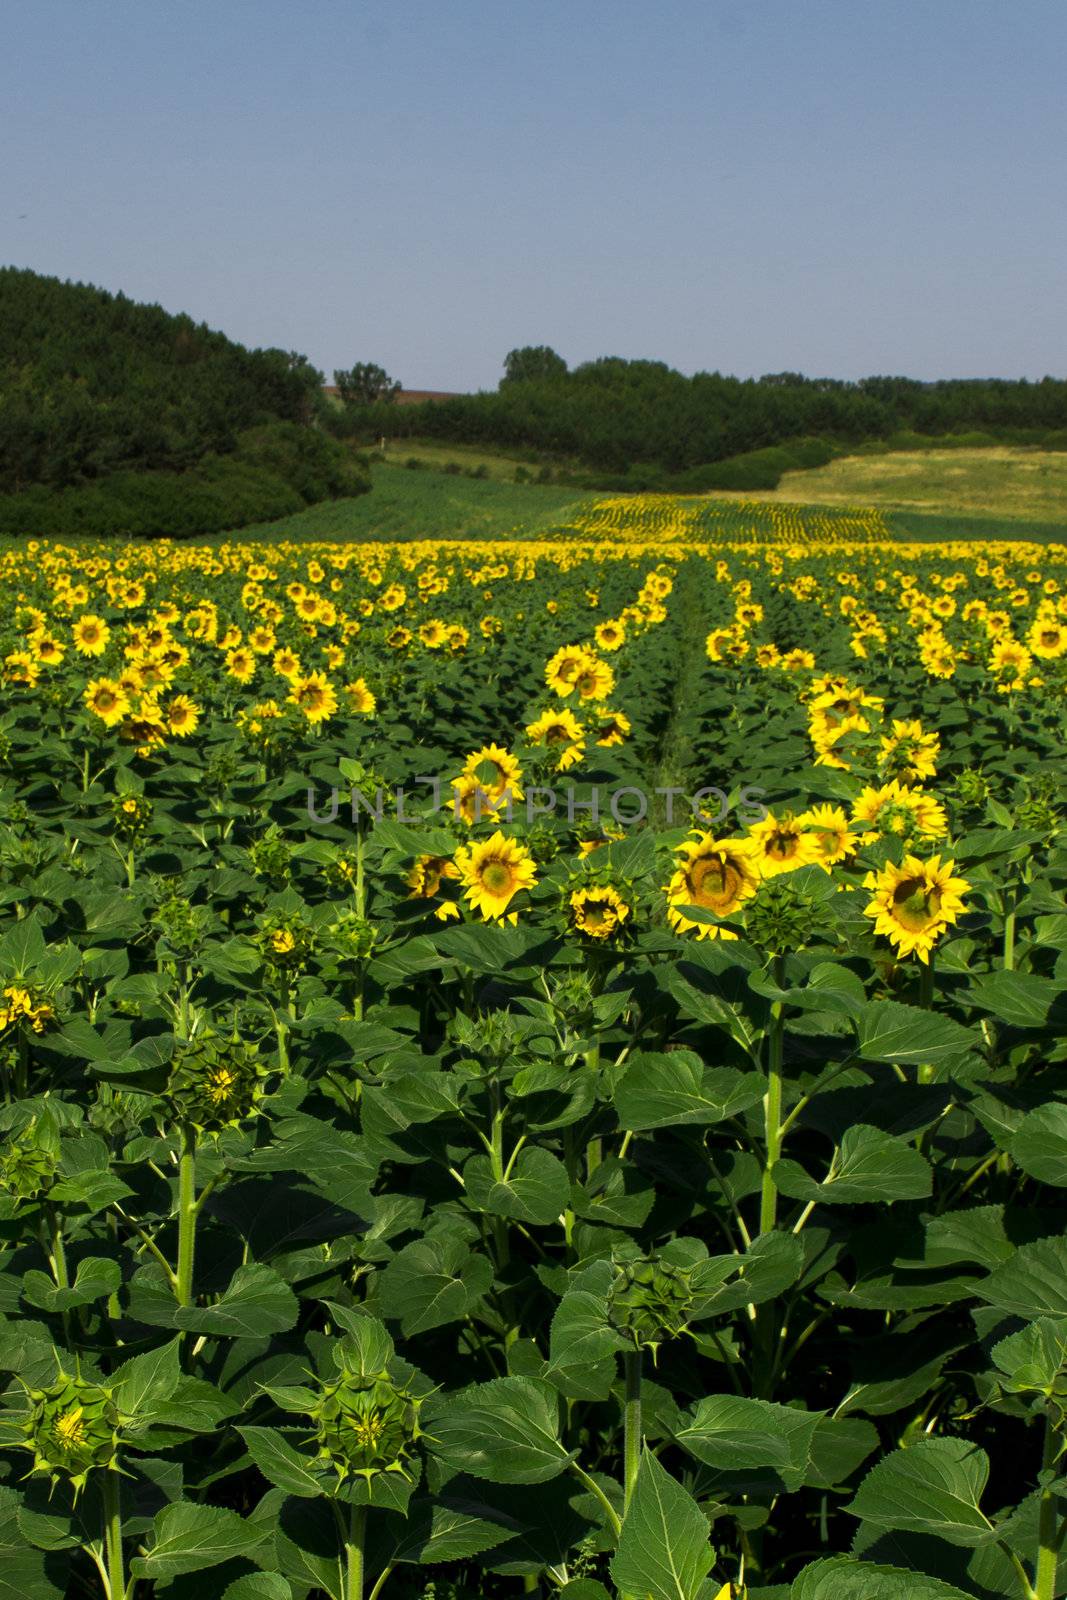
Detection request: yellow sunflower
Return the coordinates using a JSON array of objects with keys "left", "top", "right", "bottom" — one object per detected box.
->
[
  {"left": 852, "top": 780, "right": 947, "bottom": 840},
  {"left": 166, "top": 695, "right": 201, "bottom": 738},
  {"left": 84, "top": 677, "right": 130, "bottom": 728},
  {"left": 525, "top": 709, "right": 586, "bottom": 772},
  {"left": 746, "top": 813, "right": 822, "bottom": 878},
  {"left": 569, "top": 885, "right": 631, "bottom": 940},
  {"left": 287, "top": 672, "right": 338, "bottom": 725},
  {"left": 665, "top": 833, "right": 759, "bottom": 939},
  {"left": 863, "top": 854, "right": 971, "bottom": 963},
  {"left": 343, "top": 678, "right": 377, "bottom": 715},
  {"left": 72, "top": 614, "right": 110, "bottom": 657},
  {"left": 454, "top": 833, "right": 538, "bottom": 920},
  {"left": 797, "top": 804, "right": 857, "bottom": 867}
]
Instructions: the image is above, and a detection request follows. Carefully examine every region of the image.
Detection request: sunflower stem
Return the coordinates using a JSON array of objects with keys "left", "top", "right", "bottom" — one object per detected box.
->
[
  {"left": 623, "top": 1348, "right": 642, "bottom": 1514},
  {"left": 276, "top": 973, "right": 291, "bottom": 1072},
  {"left": 1004, "top": 890, "right": 1017, "bottom": 973},
  {"left": 175, "top": 1122, "right": 197, "bottom": 1308},
  {"left": 345, "top": 1501, "right": 367, "bottom": 1600},
  {"left": 1036, "top": 1411, "right": 1064, "bottom": 1600},
  {"left": 102, "top": 1468, "right": 125, "bottom": 1600},
  {"left": 759, "top": 957, "right": 786, "bottom": 1236},
  {"left": 584, "top": 1040, "right": 602, "bottom": 1178}
]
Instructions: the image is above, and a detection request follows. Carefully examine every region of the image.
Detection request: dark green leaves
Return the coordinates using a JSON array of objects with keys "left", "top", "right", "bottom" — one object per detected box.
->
[
  {"left": 614, "top": 1052, "right": 765, "bottom": 1131},
  {"left": 848, "top": 1439, "right": 995, "bottom": 1547},
  {"left": 609, "top": 1450, "right": 713, "bottom": 1600},
  {"left": 429, "top": 1378, "right": 574, "bottom": 1484}
]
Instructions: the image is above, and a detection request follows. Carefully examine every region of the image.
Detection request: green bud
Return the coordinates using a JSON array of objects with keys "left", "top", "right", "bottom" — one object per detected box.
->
[
  {"left": 23, "top": 1372, "right": 120, "bottom": 1492},
  {"left": 744, "top": 877, "right": 822, "bottom": 956},
  {"left": 608, "top": 1254, "right": 697, "bottom": 1353},
  {"left": 167, "top": 1033, "right": 269, "bottom": 1129},
  {"left": 312, "top": 1368, "right": 422, "bottom": 1485}
]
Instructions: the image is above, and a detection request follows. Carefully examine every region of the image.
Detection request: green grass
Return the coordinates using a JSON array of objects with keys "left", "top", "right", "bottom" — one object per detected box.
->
[{"left": 218, "top": 463, "right": 593, "bottom": 543}]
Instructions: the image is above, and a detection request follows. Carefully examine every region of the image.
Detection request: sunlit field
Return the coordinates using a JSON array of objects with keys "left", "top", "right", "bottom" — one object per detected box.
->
[{"left": 1, "top": 513, "right": 1066, "bottom": 1598}]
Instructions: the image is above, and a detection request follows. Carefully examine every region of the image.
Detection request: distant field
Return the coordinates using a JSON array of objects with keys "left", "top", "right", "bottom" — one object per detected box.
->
[
  {"left": 754, "top": 447, "right": 1067, "bottom": 525},
  {"left": 223, "top": 450, "right": 1067, "bottom": 547}
]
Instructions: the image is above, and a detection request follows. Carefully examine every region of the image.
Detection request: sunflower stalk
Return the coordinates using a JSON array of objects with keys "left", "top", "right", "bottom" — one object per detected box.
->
[
  {"left": 345, "top": 1500, "right": 367, "bottom": 1600},
  {"left": 102, "top": 1468, "right": 125, "bottom": 1600},
  {"left": 175, "top": 1121, "right": 197, "bottom": 1308},
  {"left": 1035, "top": 1410, "right": 1065, "bottom": 1600},
  {"left": 623, "top": 1347, "right": 642, "bottom": 1514}
]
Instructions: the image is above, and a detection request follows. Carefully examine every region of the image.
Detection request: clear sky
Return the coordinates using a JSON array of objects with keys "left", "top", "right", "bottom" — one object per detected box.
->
[{"left": 4, "top": 0, "right": 1065, "bottom": 391}]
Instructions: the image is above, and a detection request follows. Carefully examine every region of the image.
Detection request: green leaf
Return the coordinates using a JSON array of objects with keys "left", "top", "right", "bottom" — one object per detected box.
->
[
  {"left": 543, "top": 1279, "right": 628, "bottom": 1401},
  {"left": 223, "top": 1574, "right": 292, "bottom": 1600},
  {"left": 775, "top": 1126, "right": 933, "bottom": 1205},
  {"left": 378, "top": 1233, "right": 494, "bottom": 1335},
  {"left": 991, "top": 1317, "right": 1067, "bottom": 1396},
  {"left": 609, "top": 1449, "right": 714, "bottom": 1600},
  {"left": 966, "top": 970, "right": 1066, "bottom": 1029},
  {"left": 0, "top": 1484, "right": 67, "bottom": 1599},
  {"left": 131, "top": 1500, "right": 271, "bottom": 1579},
  {"left": 856, "top": 1002, "right": 980, "bottom": 1071},
  {"left": 21, "top": 1256, "right": 120, "bottom": 1313},
  {"left": 977, "top": 1236, "right": 1067, "bottom": 1320},
  {"left": 464, "top": 1148, "right": 570, "bottom": 1226},
  {"left": 675, "top": 1395, "right": 820, "bottom": 1492},
  {"left": 615, "top": 1053, "right": 764, "bottom": 1132},
  {"left": 238, "top": 1427, "right": 327, "bottom": 1498},
  {"left": 173, "top": 1264, "right": 299, "bottom": 1337},
  {"left": 847, "top": 1438, "right": 995, "bottom": 1547},
  {"left": 429, "top": 1377, "right": 574, "bottom": 1484},
  {"left": 791, "top": 1556, "right": 977, "bottom": 1599},
  {"left": 388, "top": 1497, "right": 519, "bottom": 1563},
  {"left": 1010, "top": 1104, "right": 1067, "bottom": 1186},
  {"left": 111, "top": 1336, "right": 182, "bottom": 1418}
]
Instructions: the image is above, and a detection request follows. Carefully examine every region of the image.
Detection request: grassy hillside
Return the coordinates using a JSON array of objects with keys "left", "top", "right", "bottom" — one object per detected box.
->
[{"left": 752, "top": 447, "right": 1067, "bottom": 525}]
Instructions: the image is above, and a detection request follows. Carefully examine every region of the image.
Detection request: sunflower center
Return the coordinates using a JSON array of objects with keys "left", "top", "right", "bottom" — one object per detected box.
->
[
  {"left": 891, "top": 879, "right": 941, "bottom": 930},
  {"left": 481, "top": 861, "right": 515, "bottom": 894},
  {"left": 689, "top": 857, "right": 740, "bottom": 909}
]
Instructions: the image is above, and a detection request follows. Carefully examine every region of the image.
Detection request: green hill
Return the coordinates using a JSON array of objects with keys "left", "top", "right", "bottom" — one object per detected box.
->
[{"left": 0, "top": 267, "right": 369, "bottom": 537}]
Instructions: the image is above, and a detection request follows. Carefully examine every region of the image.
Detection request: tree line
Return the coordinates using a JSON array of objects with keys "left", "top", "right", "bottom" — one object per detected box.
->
[{"left": 326, "top": 346, "right": 1067, "bottom": 487}]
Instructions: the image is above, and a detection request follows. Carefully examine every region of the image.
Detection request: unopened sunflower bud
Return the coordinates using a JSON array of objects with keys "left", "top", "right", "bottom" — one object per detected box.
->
[
  {"left": 312, "top": 1369, "right": 422, "bottom": 1485},
  {"left": 23, "top": 1373, "right": 120, "bottom": 1492},
  {"left": 744, "top": 878, "right": 822, "bottom": 956},
  {"left": 167, "top": 1034, "right": 269, "bottom": 1129},
  {"left": 608, "top": 1254, "right": 697, "bottom": 1352}
]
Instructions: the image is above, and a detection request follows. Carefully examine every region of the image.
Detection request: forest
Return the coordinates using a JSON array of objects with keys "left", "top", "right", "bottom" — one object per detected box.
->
[{"left": 0, "top": 268, "right": 368, "bottom": 536}]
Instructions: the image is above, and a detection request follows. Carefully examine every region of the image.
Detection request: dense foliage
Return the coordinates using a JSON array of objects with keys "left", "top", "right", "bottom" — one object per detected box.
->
[
  {"left": 0, "top": 524, "right": 1064, "bottom": 1600},
  {"left": 329, "top": 353, "right": 1067, "bottom": 480},
  {"left": 0, "top": 269, "right": 369, "bottom": 535}
]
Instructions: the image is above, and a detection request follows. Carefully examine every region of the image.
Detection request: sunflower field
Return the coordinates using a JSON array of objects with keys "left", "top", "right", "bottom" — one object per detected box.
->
[{"left": 0, "top": 527, "right": 1065, "bottom": 1600}]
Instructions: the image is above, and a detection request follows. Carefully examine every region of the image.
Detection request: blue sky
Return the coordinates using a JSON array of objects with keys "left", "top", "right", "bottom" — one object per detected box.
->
[{"left": 4, "top": 0, "right": 1065, "bottom": 389}]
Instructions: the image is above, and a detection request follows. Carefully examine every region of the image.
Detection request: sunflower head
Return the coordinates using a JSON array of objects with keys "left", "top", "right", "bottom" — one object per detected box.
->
[
  {"left": 568, "top": 883, "right": 632, "bottom": 942},
  {"left": 744, "top": 876, "right": 825, "bottom": 956},
  {"left": 311, "top": 1362, "right": 423, "bottom": 1487},
  {"left": 0, "top": 1118, "right": 60, "bottom": 1205},
  {"left": 665, "top": 833, "right": 759, "bottom": 939},
  {"left": 22, "top": 1372, "right": 120, "bottom": 1493},
  {"left": 454, "top": 832, "right": 537, "bottom": 920},
  {"left": 167, "top": 1033, "right": 270, "bottom": 1130},
  {"left": 864, "top": 854, "right": 971, "bottom": 964},
  {"left": 608, "top": 1253, "right": 698, "bottom": 1354}
]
